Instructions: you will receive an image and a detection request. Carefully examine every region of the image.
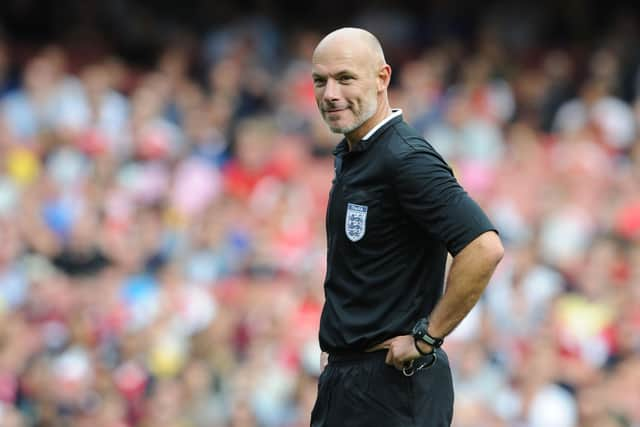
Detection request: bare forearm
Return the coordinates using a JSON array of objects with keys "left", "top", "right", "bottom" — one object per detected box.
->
[{"left": 427, "top": 231, "right": 503, "bottom": 339}]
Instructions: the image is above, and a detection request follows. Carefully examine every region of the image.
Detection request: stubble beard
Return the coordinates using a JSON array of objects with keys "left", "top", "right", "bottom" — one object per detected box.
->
[{"left": 325, "top": 97, "right": 378, "bottom": 135}]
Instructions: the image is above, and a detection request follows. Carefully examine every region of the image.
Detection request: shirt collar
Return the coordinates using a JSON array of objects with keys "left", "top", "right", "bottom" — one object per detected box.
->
[{"left": 362, "top": 108, "right": 403, "bottom": 140}]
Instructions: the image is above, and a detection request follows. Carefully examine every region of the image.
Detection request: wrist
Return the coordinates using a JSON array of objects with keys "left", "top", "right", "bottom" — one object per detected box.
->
[{"left": 411, "top": 318, "right": 445, "bottom": 350}]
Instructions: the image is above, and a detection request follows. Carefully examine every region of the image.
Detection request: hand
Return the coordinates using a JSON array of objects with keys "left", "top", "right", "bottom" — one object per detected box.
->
[
  {"left": 320, "top": 351, "right": 328, "bottom": 373},
  {"left": 382, "top": 335, "right": 431, "bottom": 371}
]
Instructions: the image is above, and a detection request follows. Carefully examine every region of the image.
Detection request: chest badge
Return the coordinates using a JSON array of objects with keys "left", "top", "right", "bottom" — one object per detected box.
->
[{"left": 345, "top": 203, "right": 368, "bottom": 242}]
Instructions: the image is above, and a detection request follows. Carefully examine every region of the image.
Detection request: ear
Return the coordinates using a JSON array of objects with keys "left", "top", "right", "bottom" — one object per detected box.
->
[{"left": 377, "top": 64, "right": 392, "bottom": 92}]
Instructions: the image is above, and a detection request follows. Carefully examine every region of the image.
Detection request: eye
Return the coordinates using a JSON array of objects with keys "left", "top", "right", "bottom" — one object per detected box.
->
[
  {"left": 313, "top": 77, "right": 326, "bottom": 87},
  {"left": 339, "top": 75, "right": 354, "bottom": 83}
]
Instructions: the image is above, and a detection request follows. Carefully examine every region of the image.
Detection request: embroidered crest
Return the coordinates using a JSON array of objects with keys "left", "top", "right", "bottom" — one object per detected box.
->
[{"left": 345, "top": 203, "right": 368, "bottom": 242}]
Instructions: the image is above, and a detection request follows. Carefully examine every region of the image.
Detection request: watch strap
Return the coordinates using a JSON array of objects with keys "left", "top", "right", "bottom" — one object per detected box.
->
[
  {"left": 418, "top": 331, "right": 444, "bottom": 348},
  {"left": 412, "top": 317, "right": 444, "bottom": 349},
  {"left": 414, "top": 338, "right": 434, "bottom": 356}
]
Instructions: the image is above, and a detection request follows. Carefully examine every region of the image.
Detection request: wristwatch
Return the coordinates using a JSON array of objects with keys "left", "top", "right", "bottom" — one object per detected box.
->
[{"left": 412, "top": 318, "right": 443, "bottom": 355}]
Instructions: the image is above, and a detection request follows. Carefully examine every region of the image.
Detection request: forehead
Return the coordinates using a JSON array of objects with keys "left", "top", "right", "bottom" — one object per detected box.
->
[{"left": 312, "top": 42, "right": 370, "bottom": 75}]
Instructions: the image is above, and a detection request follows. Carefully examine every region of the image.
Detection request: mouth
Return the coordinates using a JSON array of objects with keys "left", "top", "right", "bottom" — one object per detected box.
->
[
  {"left": 323, "top": 103, "right": 349, "bottom": 113},
  {"left": 324, "top": 107, "right": 348, "bottom": 114}
]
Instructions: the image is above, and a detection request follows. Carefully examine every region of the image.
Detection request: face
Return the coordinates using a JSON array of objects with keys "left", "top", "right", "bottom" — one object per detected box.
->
[{"left": 312, "top": 44, "right": 380, "bottom": 135}]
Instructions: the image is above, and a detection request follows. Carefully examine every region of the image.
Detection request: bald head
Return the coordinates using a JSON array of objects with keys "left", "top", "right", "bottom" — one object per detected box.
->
[
  {"left": 313, "top": 27, "right": 386, "bottom": 72},
  {"left": 311, "top": 27, "right": 392, "bottom": 143}
]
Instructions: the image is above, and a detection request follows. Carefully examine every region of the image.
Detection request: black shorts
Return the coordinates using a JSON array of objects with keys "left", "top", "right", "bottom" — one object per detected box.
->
[{"left": 310, "top": 349, "right": 453, "bottom": 427}]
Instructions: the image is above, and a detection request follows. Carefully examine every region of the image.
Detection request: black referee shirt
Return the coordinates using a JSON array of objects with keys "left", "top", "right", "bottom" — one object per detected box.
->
[{"left": 319, "top": 112, "right": 496, "bottom": 354}]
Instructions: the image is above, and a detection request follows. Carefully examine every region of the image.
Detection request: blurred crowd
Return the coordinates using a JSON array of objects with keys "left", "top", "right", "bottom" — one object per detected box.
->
[{"left": 1, "top": 12, "right": 640, "bottom": 427}]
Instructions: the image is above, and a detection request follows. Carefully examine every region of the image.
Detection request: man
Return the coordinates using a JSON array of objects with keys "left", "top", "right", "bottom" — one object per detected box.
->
[{"left": 310, "top": 27, "right": 504, "bottom": 426}]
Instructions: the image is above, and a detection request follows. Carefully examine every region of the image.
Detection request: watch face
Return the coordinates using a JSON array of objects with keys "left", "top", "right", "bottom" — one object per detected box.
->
[{"left": 412, "top": 318, "right": 427, "bottom": 337}]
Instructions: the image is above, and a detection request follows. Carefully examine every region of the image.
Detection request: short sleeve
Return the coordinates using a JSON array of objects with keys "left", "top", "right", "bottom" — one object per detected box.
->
[{"left": 393, "top": 147, "right": 497, "bottom": 256}]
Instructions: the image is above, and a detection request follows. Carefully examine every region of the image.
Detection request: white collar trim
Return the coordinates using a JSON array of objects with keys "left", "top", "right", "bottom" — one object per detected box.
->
[{"left": 362, "top": 108, "right": 402, "bottom": 140}]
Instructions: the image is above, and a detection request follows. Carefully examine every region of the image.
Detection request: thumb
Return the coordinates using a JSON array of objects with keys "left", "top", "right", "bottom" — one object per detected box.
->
[{"left": 385, "top": 346, "right": 393, "bottom": 365}]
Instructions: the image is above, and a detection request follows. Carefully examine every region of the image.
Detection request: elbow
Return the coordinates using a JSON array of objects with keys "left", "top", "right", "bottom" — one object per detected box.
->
[
  {"left": 488, "top": 232, "right": 504, "bottom": 267},
  {"left": 477, "top": 231, "right": 504, "bottom": 268},
  {"left": 454, "top": 230, "right": 505, "bottom": 270}
]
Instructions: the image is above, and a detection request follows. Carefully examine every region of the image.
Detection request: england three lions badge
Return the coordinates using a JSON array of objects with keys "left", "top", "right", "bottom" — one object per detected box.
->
[{"left": 345, "top": 203, "right": 368, "bottom": 242}]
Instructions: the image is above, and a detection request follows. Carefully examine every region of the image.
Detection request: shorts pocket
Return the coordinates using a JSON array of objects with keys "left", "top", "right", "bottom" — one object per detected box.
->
[{"left": 359, "top": 361, "right": 413, "bottom": 423}]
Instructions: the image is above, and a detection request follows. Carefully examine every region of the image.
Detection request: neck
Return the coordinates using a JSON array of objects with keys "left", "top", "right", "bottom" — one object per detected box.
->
[{"left": 345, "top": 102, "right": 392, "bottom": 150}]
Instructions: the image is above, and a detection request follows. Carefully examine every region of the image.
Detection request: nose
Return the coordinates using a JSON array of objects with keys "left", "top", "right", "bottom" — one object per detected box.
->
[{"left": 323, "top": 78, "right": 340, "bottom": 103}]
